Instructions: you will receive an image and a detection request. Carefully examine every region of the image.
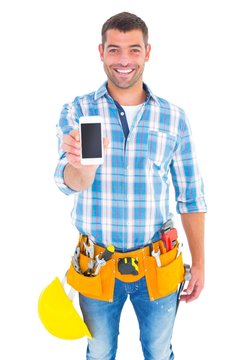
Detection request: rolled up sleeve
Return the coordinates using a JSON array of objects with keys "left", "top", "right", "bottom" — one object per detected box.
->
[{"left": 170, "top": 113, "right": 207, "bottom": 214}]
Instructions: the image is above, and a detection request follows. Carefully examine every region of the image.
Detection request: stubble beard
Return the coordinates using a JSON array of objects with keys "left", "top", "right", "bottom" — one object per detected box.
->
[{"left": 104, "top": 64, "right": 145, "bottom": 90}]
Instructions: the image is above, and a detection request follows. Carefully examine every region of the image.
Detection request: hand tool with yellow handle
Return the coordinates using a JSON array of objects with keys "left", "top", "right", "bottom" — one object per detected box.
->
[
  {"left": 93, "top": 245, "right": 115, "bottom": 275},
  {"left": 101, "top": 245, "right": 115, "bottom": 261},
  {"left": 118, "top": 257, "right": 139, "bottom": 275}
]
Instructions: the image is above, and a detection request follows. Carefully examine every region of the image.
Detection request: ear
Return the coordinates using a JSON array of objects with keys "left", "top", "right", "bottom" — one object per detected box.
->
[
  {"left": 98, "top": 44, "right": 104, "bottom": 61},
  {"left": 145, "top": 44, "right": 151, "bottom": 62}
]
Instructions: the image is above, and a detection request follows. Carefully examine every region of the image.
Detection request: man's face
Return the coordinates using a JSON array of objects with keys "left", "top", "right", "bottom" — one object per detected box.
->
[{"left": 99, "top": 29, "right": 151, "bottom": 89}]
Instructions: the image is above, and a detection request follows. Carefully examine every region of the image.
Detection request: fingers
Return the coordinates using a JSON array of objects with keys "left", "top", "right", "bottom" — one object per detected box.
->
[
  {"left": 60, "top": 130, "right": 81, "bottom": 168},
  {"left": 180, "top": 281, "right": 202, "bottom": 303},
  {"left": 62, "top": 132, "right": 109, "bottom": 155},
  {"left": 180, "top": 267, "right": 204, "bottom": 303},
  {"left": 62, "top": 130, "right": 110, "bottom": 169},
  {"left": 61, "top": 130, "right": 81, "bottom": 155}
]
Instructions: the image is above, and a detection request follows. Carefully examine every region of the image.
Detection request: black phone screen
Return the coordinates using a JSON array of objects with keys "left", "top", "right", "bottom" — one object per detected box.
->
[{"left": 81, "top": 123, "right": 102, "bottom": 158}]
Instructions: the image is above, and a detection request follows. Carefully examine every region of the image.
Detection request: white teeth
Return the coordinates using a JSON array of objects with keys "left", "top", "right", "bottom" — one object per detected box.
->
[{"left": 116, "top": 69, "right": 133, "bottom": 73}]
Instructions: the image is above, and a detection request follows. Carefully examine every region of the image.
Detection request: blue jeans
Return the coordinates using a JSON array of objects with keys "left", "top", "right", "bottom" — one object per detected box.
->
[{"left": 79, "top": 277, "right": 177, "bottom": 360}]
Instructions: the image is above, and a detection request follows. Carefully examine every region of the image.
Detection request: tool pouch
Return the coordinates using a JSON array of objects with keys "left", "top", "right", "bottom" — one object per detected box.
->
[
  {"left": 145, "top": 246, "right": 185, "bottom": 299},
  {"left": 67, "top": 236, "right": 185, "bottom": 302},
  {"left": 66, "top": 248, "right": 116, "bottom": 302}
]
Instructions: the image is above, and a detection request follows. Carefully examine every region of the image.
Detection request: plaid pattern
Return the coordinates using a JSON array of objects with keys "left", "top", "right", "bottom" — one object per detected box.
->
[{"left": 54, "top": 82, "right": 207, "bottom": 250}]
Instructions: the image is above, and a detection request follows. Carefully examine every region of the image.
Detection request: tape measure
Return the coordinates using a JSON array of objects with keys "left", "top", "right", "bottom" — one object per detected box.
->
[{"left": 118, "top": 257, "right": 139, "bottom": 275}]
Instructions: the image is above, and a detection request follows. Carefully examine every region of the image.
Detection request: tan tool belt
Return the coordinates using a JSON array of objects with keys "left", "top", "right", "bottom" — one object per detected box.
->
[{"left": 67, "top": 235, "right": 185, "bottom": 302}]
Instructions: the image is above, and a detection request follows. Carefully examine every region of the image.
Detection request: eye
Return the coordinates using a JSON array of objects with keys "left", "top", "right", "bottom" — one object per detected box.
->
[
  {"left": 131, "top": 48, "right": 141, "bottom": 53},
  {"left": 108, "top": 48, "right": 118, "bottom": 54}
]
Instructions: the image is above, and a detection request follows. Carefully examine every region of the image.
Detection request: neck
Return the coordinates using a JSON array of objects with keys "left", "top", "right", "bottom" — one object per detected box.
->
[{"left": 107, "top": 80, "right": 146, "bottom": 106}]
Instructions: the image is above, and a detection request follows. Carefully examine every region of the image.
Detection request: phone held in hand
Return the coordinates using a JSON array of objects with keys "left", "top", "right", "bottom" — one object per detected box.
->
[{"left": 79, "top": 116, "right": 104, "bottom": 165}]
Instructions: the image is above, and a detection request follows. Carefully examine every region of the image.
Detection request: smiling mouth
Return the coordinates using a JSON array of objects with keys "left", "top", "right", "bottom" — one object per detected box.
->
[{"left": 114, "top": 68, "right": 134, "bottom": 74}]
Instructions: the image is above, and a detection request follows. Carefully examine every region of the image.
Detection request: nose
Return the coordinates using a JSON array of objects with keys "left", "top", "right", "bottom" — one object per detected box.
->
[{"left": 119, "top": 51, "right": 130, "bottom": 66}]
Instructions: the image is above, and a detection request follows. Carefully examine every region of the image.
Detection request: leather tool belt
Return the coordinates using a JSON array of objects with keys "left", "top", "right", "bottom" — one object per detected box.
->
[{"left": 67, "top": 233, "right": 185, "bottom": 302}]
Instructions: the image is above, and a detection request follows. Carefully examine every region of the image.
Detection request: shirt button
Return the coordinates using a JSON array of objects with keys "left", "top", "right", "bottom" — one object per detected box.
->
[{"left": 120, "top": 112, "right": 125, "bottom": 116}]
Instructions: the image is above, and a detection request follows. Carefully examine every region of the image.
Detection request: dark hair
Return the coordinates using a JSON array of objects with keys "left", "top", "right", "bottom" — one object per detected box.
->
[{"left": 101, "top": 12, "right": 148, "bottom": 47}]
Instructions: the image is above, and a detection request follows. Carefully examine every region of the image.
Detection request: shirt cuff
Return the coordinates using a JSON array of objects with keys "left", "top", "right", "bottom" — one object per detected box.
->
[
  {"left": 54, "top": 157, "right": 77, "bottom": 196},
  {"left": 176, "top": 197, "right": 207, "bottom": 214}
]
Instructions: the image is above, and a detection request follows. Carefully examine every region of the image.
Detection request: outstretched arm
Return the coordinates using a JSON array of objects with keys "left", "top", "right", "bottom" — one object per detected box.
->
[{"left": 61, "top": 130, "right": 109, "bottom": 192}]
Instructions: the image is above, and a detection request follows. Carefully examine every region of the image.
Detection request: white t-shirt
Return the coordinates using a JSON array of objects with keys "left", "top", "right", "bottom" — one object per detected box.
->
[{"left": 122, "top": 104, "right": 143, "bottom": 130}]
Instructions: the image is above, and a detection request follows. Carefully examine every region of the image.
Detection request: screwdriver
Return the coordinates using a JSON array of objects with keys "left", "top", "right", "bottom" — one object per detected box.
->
[{"left": 100, "top": 245, "right": 115, "bottom": 261}]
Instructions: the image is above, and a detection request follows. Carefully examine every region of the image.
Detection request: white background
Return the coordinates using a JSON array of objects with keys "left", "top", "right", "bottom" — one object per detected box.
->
[{"left": 1, "top": 0, "right": 239, "bottom": 359}]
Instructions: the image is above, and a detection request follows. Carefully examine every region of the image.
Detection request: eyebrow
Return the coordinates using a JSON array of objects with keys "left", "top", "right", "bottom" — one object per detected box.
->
[{"left": 107, "top": 44, "right": 143, "bottom": 49}]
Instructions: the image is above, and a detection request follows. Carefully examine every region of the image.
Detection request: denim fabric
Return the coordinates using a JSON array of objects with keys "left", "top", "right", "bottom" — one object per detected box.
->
[{"left": 79, "top": 277, "right": 177, "bottom": 360}]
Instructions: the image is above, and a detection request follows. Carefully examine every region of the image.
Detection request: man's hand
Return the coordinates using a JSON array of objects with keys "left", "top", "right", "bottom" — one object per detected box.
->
[
  {"left": 61, "top": 129, "right": 82, "bottom": 169},
  {"left": 180, "top": 264, "right": 204, "bottom": 303},
  {"left": 62, "top": 129, "right": 109, "bottom": 167},
  {"left": 180, "top": 212, "right": 205, "bottom": 303},
  {"left": 61, "top": 129, "right": 109, "bottom": 191}
]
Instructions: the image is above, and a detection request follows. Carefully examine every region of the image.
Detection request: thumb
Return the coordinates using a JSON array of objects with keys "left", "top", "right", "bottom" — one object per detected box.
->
[
  {"left": 70, "top": 129, "right": 80, "bottom": 142},
  {"left": 185, "top": 277, "right": 196, "bottom": 295},
  {"left": 103, "top": 137, "right": 110, "bottom": 149}
]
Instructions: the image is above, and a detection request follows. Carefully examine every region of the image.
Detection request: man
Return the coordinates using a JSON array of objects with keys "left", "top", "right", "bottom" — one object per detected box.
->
[{"left": 54, "top": 12, "right": 207, "bottom": 360}]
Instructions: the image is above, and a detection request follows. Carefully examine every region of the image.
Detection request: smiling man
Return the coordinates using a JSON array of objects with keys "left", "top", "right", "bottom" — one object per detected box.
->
[
  {"left": 55, "top": 12, "right": 207, "bottom": 360},
  {"left": 99, "top": 28, "right": 150, "bottom": 96}
]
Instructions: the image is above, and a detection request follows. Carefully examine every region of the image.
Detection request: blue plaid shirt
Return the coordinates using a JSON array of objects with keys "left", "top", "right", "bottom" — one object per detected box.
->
[{"left": 54, "top": 82, "right": 207, "bottom": 250}]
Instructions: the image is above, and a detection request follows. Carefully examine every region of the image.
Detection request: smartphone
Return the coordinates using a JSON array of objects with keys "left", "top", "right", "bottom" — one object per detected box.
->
[{"left": 79, "top": 116, "right": 104, "bottom": 165}]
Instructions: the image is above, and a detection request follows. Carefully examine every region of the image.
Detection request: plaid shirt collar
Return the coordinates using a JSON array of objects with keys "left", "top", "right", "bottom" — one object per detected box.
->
[{"left": 94, "top": 81, "right": 160, "bottom": 105}]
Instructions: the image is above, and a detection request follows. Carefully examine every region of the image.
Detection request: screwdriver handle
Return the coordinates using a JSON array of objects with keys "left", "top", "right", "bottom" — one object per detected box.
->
[{"left": 101, "top": 245, "right": 115, "bottom": 261}]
